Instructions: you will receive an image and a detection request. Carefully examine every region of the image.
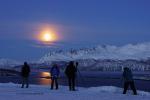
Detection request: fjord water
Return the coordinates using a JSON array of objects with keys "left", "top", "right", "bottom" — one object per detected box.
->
[{"left": 0, "top": 71, "right": 150, "bottom": 92}]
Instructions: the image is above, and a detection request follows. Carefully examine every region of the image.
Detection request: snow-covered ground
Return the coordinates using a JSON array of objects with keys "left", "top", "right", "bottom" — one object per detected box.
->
[{"left": 0, "top": 83, "right": 149, "bottom": 100}]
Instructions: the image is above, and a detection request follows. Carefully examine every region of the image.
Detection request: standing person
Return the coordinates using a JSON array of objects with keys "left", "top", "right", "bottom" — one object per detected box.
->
[
  {"left": 21, "top": 62, "right": 30, "bottom": 88},
  {"left": 65, "top": 61, "right": 77, "bottom": 91},
  {"left": 50, "top": 64, "right": 60, "bottom": 90},
  {"left": 75, "top": 62, "right": 79, "bottom": 69},
  {"left": 122, "top": 67, "right": 137, "bottom": 95}
]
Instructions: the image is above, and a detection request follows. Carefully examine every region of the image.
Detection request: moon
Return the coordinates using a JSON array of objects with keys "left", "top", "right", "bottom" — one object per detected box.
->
[
  {"left": 42, "top": 32, "right": 52, "bottom": 42},
  {"left": 37, "top": 30, "right": 58, "bottom": 43}
]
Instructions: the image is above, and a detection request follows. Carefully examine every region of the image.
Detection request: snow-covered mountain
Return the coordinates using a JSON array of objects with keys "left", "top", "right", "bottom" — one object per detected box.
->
[
  {"left": 40, "top": 42, "right": 150, "bottom": 63},
  {"left": 0, "top": 59, "right": 21, "bottom": 69},
  {"left": 1, "top": 42, "right": 150, "bottom": 71}
]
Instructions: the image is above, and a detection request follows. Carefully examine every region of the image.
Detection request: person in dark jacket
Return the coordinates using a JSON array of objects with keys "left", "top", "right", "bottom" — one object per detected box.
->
[
  {"left": 21, "top": 62, "right": 30, "bottom": 88},
  {"left": 65, "top": 61, "right": 77, "bottom": 91},
  {"left": 50, "top": 64, "right": 60, "bottom": 90},
  {"left": 122, "top": 67, "right": 137, "bottom": 95}
]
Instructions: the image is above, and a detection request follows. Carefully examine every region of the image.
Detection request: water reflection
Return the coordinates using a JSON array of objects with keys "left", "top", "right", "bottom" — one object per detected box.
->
[
  {"left": 38, "top": 72, "right": 52, "bottom": 85},
  {"left": 40, "top": 72, "right": 51, "bottom": 78},
  {"left": 38, "top": 78, "right": 51, "bottom": 85}
]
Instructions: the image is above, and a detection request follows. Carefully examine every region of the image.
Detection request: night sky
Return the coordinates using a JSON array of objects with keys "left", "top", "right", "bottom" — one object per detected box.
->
[{"left": 0, "top": 0, "right": 150, "bottom": 61}]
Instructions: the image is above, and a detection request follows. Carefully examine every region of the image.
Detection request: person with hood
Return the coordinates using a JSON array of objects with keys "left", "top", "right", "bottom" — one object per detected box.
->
[
  {"left": 50, "top": 64, "right": 60, "bottom": 90},
  {"left": 122, "top": 67, "right": 137, "bottom": 95},
  {"left": 21, "top": 62, "right": 30, "bottom": 88},
  {"left": 65, "top": 61, "right": 77, "bottom": 91}
]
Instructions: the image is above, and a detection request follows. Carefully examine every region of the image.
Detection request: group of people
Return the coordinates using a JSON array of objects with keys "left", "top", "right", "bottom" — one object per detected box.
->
[
  {"left": 21, "top": 61, "right": 137, "bottom": 95},
  {"left": 50, "top": 61, "right": 77, "bottom": 91},
  {"left": 21, "top": 61, "right": 78, "bottom": 91}
]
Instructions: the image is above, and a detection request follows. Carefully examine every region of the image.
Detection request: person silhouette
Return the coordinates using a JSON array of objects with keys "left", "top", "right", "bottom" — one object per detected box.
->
[
  {"left": 50, "top": 64, "right": 60, "bottom": 90},
  {"left": 76, "top": 62, "right": 79, "bottom": 68},
  {"left": 122, "top": 67, "right": 137, "bottom": 95},
  {"left": 21, "top": 62, "right": 30, "bottom": 88},
  {"left": 65, "top": 61, "right": 77, "bottom": 91}
]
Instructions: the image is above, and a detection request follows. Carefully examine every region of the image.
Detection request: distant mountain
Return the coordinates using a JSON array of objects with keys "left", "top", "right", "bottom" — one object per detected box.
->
[
  {"left": 0, "top": 59, "right": 21, "bottom": 69},
  {"left": 39, "top": 42, "right": 150, "bottom": 63},
  {"left": 1, "top": 42, "right": 150, "bottom": 71}
]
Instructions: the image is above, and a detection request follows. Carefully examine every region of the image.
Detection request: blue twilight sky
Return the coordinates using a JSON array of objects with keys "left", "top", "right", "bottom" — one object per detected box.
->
[{"left": 0, "top": 0, "right": 150, "bottom": 61}]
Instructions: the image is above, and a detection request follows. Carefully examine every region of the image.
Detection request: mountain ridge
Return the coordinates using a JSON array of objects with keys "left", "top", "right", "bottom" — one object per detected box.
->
[{"left": 39, "top": 42, "right": 150, "bottom": 63}]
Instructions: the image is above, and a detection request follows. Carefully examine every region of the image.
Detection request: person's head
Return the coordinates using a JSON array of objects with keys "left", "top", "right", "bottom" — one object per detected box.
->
[
  {"left": 124, "top": 67, "right": 130, "bottom": 72},
  {"left": 24, "top": 62, "right": 28, "bottom": 66},
  {"left": 53, "top": 64, "right": 58, "bottom": 68},
  {"left": 69, "top": 61, "right": 74, "bottom": 66}
]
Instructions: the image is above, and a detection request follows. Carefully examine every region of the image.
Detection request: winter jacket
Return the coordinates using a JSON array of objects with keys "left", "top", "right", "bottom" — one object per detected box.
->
[
  {"left": 50, "top": 66, "right": 60, "bottom": 78},
  {"left": 65, "top": 65, "right": 77, "bottom": 78},
  {"left": 21, "top": 65, "right": 30, "bottom": 78},
  {"left": 123, "top": 68, "right": 133, "bottom": 82}
]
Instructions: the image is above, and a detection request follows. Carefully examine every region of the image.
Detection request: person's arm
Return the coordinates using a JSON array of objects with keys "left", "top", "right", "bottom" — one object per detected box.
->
[
  {"left": 58, "top": 68, "right": 60, "bottom": 76},
  {"left": 65, "top": 66, "right": 69, "bottom": 75},
  {"left": 74, "top": 66, "right": 77, "bottom": 72},
  {"left": 122, "top": 71, "right": 125, "bottom": 79},
  {"left": 21, "top": 67, "right": 23, "bottom": 73},
  {"left": 56, "top": 68, "right": 60, "bottom": 78},
  {"left": 28, "top": 66, "right": 31, "bottom": 73},
  {"left": 21, "top": 66, "right": 23, "bottom": 76},
  {"left": 50, "top": 67, "right": 53, "bottom": 76},
  {"left": 119, "top": 71, "right": 125, "bottom": 86}
]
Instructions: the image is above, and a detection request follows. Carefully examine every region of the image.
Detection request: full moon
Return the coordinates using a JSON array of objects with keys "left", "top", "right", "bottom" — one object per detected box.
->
[
  {"left": 43, "top": 32, "right": 52, "bottom": 42},
  {"left": 36, "top": 29, "right": 58, "bottom": 43}
]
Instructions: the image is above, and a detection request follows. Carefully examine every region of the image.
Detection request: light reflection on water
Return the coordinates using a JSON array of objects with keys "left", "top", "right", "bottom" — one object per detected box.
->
[
  {"left": 38, "top": 72, "right": 52, "bottom": 85},
  {"left": 40, "top": 72, "right": 51, "bottom": 77}
]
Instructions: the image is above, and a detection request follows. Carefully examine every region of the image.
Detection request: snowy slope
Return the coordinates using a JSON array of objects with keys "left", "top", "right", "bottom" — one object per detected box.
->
[
  {"left": 0, "top": 58, "right": 21, "bottom": 68},
  {"left": 40, "top": 42, "right": 150, "bottom": 63},
  {"left": 0, "top": 83, "right": 149, "bottom": 100}
]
